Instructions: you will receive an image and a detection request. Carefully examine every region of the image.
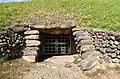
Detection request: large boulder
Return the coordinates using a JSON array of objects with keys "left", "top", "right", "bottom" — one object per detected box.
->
[
  {"left": 78, "top": 54, "right": 100, "bottom": 71},
  {"left": 29, "top": 13, "right": 77, "bottom": 34}
]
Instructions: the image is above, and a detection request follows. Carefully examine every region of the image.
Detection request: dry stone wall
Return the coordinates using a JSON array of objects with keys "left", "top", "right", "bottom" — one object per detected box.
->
[
  {"left": 72, "top": 28, "right": 120, "bottom": 70},
  {"left": 1, "top": 25, "right": 120, "bottom": 68},
  {"left": 23, "top": 29, "right": 40, "bottom": 56},
  {"left": 0, "top": 26, "right": 27, "bottom": 60},
  {"left": 89, "top": 29, "right": 120, "bottom": 63}
]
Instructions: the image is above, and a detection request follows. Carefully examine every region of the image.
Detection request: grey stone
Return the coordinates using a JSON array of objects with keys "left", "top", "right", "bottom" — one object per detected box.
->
[
  {"left": 112, "top": 58, "right": 120, "bottom": 63},
  {"left": 24, "top": 35, "right": 39, "bottom": 40},
  {"left": 0, "top": 48, "right": 4, "bottom": 52},
  {"left": 111, "top": 53, "right": 117, "bottom": 58},
  {"left": 98, "top": 39, "right": 103, "bottom": 42},
  {"left": 95, "top": 47, "right": 100, "bottom": 50},
  {"left": 78, "top": 55, "right": 99, "bottom": 71},
  {"left": 12, "top": 27, "right": 27, "bottom": 33},
  {"left": 116, "top": 51, "right": 120, "bottom": 55},
  {"left": 114, "top": 41, "right": 119, "bottom": 45},
  {"left": 24, "top": 47, "right": 39, "bottom": 51},
  {"left": 22, "top": 56, "right": 36, "bottom": 62},
  {"left": 14, "top": 40, "right": 20, "bottom": 44},
  {"left": 110, "top": 36, "right": 115, "bottom": 40},
  {"left": 111, "top": 49, "right": 117, "bottom": 53},
  {"left": 29, "top": 14, "right": 77, "bottom": 34},
  {"left": 25, "top": 40, "right": 41, "bottom": 46},
  {"left": 94, "top": 43, "right": 99, "bottom": 47},
  {"left": 116, "top": 36, "right": 120, "bottom": 42},
  {"left": 108, "top": 53, "right": 112, "bottom": 56},
  {"left": 92, "top": 36, "right": 96, "bottom": 38},
  {"left": 97, "top": 36, "right": 103, "bottom": 38},
  {"left": 106, "top": 35, "right": 110, "bottom": 40},
  {"left": 80, "top": 40, "right": 93, "bottom": 45},
  {"left": 117, "top": 45, "right": 120, "bottom": 50},
  {"left": 76, "top": 36, "right": 92, "bottom": 41},
  {"left": 106, "top": 48, "right": 112, "bottom": 53},
  {"left": 107, "top": 31, "right": 115, "bottom": 36},
  {"left": 103, "top": 54, "right": 112, "bottom": 63},
  {"left": 117, "top": 55, "right": 120, "bottom": 59},
  {"left": 0, "top": 43, "right": 7, "bottom": 46},
  {"left": 99, "top": 48, "right": 106, "bottom": 54},
  {"left": 80, "top": 45, "right": 95, "bottom": 52},
  {"left": 99, "top": 53, "right": 104, "bottom": 59},
  {"left": 0, "top": 31, "right": 7, "bottom": 35},
  {"left": 75, "top": 32, "right": 90, "bottom": 38},
  {"left": 24, "top": 30, "right": 39, "bottom": 35},
  {"left": 0, "top": 40, "right": 2, "bottom": 43},
  {"left": 109, "top": 40, "right": 114, "bottom": 45},
  {"left": 110, "top": 45, "right": 117, "bottom": 49},
  {"left": 101, "top": 44, "right": 107, "bottom": 48},
  {"left": 22, "top": 47, "right": 39, "bottom": 56},
  {"left": 81, "top": 51, "right": 100, "bottom": 59},
  {"left": 73, "top": 31, "right": 84, "bottom": 36},
  {"left": 23, "top": 50, "right": 38, "bottom": 56}
]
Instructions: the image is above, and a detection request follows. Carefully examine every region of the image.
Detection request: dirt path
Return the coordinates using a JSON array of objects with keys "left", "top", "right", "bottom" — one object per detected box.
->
[
  {"left": 23, "top": 55, "right": 120, "bottom": 79},
  {"left": 1, "top": 54, "right": 120, "bottom": 79}
]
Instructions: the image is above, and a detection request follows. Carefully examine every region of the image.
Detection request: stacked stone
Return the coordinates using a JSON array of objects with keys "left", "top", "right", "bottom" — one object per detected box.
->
[
  {"left": 72, "top": 28, "right": 100, "bottom": 70},
  {"left": 23, "top": 29, "right": 40, "bottom": 62},
  {"left": 0, "top": 27, "right": 27, "bottom": 60},
  {"left": 0, "top": 31, "right": 9, "bottom": 59},
  {"left": 89, "top": 29, "right": 120, "bottom": 63}
]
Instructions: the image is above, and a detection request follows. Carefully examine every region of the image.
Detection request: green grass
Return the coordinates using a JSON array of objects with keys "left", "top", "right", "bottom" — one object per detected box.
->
[{"left": 0, "top": 0, "right": 120, "bottom": 31}]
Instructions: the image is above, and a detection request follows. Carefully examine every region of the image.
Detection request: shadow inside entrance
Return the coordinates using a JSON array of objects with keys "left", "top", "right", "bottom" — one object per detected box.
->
[
  {"left": 37, "top": 55, "right": 53, "bottom": 62},
  {"left": 36, "top": 53, "right": 76, "bottom": 62}
]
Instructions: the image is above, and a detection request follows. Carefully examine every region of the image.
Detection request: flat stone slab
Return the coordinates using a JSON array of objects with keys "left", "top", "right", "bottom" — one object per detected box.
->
[
  {"left": 81, "top": 51, "right": 100, "bottom": 59},
  {"left": 75, "top": 36, "right": 92, "bottom": 41},
  {"left": 24, "top": 30, "right": 39, "bottom": 35},
  {"left": 22, "top": 47, "right": 39, "bottom": 56},
  {"left": 80, "top": 45, "right": 95, "bottom": 52},
  {"left": 25, "top": 40, "right": 41, "bottom": 46},
  {"left": 29, "top": 13, "right": 77, "bottom": 34},
  {"left": 80, "top": 40, "right": 93, "bottom": 45},
  {"left": 24, "top": 35, "right": 39, "bottom": 40}
]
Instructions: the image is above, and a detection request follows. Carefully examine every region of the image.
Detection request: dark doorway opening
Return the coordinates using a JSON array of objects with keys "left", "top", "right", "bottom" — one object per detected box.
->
[{"left": 41, "top": 35, "right": 71, "bottom": 55}]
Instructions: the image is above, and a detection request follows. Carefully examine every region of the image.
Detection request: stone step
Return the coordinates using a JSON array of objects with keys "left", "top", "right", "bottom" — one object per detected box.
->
[
  {"left": 25, "top": 40, "right": 41, "bottom": 46},
  {"left": 24, "top": 35, "right": 39, "bottom": 40}
]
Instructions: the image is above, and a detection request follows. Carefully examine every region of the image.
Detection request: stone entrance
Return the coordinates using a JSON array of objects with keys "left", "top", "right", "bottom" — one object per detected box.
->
[{"left": 41, "top": 35, "right": 71, "bottom": 55}]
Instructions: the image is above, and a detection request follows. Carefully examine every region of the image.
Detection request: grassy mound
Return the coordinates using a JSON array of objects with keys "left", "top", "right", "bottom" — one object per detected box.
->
[{"left": 0, "top": 0, "right": 120, "bottom": 31}]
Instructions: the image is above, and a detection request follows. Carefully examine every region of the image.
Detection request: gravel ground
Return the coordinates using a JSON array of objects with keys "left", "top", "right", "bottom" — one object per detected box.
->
[{"left": 1, "top": 54, "right": 120, "bottom": 79}]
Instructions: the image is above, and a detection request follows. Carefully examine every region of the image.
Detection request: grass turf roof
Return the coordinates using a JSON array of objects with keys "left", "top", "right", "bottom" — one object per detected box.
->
[{"left": 0, "top": 0, "right": 120, "bottom": 31}]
